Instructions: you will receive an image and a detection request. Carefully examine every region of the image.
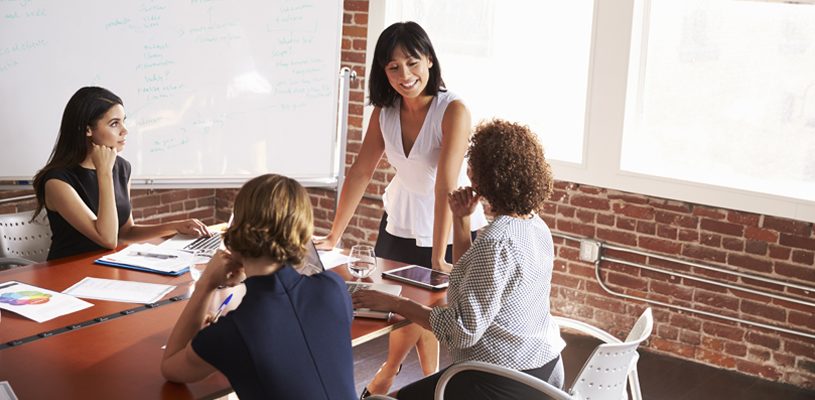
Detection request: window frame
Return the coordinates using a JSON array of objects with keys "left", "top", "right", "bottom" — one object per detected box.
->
[{"left": 366, "top": 0, "right": 815, "bottom": 222}]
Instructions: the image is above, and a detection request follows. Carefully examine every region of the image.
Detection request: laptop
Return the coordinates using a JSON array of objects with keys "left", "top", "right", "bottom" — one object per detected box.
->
[
  {"left": 302, "top": 241, "right": 402, "bottom": 319},
  {"left": 158, "top": 215, "right": 233, "bottom": 257}
]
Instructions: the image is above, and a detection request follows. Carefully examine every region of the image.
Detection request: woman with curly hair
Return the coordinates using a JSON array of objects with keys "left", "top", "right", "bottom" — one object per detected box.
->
[
  {"left": 161, "top": 173, "right": 355, "bottom": 400},
  {"left": 353, "top": 119, "right": 566, "bottom": 400}
]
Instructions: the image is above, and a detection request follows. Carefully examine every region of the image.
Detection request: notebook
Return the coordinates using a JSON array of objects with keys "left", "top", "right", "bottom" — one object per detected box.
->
[{"left": 303, "top": 241, "right": 402, "bottom": 319}]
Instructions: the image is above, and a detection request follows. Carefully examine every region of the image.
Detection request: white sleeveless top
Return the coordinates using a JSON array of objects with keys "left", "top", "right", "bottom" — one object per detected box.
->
[{"left": 379, "top": 90, "right": 488, "bottom": 247}]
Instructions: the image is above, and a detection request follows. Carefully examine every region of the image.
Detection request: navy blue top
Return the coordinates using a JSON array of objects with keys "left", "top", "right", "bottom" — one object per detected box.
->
[
  {"left": 192, "top": 266, "right": 356, "bottom": 400},
  {"left": 41, "top": 156, "right": 132, "bottom": 260}
]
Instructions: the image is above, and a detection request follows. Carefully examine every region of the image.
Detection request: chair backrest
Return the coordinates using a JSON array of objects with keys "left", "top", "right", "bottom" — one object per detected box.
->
[
  {"left": 568, "top": 308, "right": 653, "bottom": 400},
  {"left": 0, "top": 210, "right": 51, "bottom": 263}
]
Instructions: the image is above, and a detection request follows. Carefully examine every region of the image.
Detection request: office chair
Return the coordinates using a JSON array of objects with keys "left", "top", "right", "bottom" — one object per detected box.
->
[
  {"left": 434, "top": 308, "right": 654, "bottom": 400},
  {"left": 0, "top": 210, "right": 51, "bottom": 269}
]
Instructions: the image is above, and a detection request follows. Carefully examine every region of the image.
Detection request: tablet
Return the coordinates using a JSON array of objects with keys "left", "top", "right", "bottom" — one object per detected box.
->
[{"left": 382, "top": 265, "right": 450, "bottom": 290}]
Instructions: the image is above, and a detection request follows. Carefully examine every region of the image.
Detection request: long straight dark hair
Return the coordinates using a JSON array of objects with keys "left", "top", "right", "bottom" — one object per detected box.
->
[{"left": 32, "top": 86, "right": 123, "bottom": 218}]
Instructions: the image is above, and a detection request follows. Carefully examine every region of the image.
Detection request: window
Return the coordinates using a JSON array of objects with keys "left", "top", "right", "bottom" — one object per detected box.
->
[
  {"left": 379, "top": 0, "right": 593, "bottom": 164},
  {"left": 623, "top": 0, "right": 815, "bottom": 202}
]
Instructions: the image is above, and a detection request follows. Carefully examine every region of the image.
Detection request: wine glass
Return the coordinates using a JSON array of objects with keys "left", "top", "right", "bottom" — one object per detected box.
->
[{"left": 347, "top": 244, "right": 376, "bottom": 280}]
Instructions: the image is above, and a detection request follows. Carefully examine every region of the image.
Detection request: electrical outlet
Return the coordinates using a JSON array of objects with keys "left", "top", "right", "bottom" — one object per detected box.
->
[{"left": 579, "top": 239, "right": 600, "bottom": 262}]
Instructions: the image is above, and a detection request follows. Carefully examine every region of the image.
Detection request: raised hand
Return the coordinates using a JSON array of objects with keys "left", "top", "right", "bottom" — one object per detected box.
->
[
  {"left": 447, "top": 186, "right": 481, "bottom": 219},
  {"left": 90, "top": 143, "right": 117, "bottom": 173}
]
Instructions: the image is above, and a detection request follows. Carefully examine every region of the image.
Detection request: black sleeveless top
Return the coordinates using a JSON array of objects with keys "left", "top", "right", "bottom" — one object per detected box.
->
[{"left": 42, "top": 157, "right": 132, "bottom": 260}]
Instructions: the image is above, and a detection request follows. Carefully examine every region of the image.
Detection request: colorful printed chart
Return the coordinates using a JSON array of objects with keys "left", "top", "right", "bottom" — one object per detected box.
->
[
  {"left": 0, "top": 290, "right": 52, "bottom": 306},
  {"left": 0, "top": 281, "right": 92, "bottom": 323}
]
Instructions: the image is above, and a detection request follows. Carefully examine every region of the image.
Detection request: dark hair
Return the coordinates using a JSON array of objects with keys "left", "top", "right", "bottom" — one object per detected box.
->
[
  {"left": 224, "top": 174, "right": 314, "bottom": 266},
  {"left": 467, "top": 119, "right": 554, "bottom": 216},
  {"left": 32, "top": 87, "right": 123, "bottom": 218},
  {"left": 368, "top": 21, "right": 444, "bottom": 108}
]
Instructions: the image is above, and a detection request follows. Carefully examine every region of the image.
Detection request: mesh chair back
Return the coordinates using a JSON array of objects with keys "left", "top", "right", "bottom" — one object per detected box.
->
[{"left": 0, "top": 210, "right": 51, "bottom": 263}]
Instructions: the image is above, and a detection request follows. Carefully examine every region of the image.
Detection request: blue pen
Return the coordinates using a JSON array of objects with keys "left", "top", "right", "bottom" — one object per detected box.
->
[{"left": 212, "top": 293, "right": 234, "bottom": 322}]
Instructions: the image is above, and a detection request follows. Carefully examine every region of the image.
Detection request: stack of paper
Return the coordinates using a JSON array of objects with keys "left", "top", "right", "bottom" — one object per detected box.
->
[
  {"left": 95, "top": 243, "right": 195, "bottom": 276},
  {"left": 63, "top": 277, "right": 176, "bottom": 304}
]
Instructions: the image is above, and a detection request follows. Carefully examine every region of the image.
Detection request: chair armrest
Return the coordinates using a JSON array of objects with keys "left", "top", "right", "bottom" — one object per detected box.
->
[
  {"left": 0, "top": 257, "right": 35, "bottom": 269},
  {"left": 434, "top": 361, "right": 572, "bottom": 400}
]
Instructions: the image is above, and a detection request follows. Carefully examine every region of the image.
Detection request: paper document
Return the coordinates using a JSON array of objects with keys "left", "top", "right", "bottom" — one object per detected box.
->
[
  {"left": 0, "top": 281, "right": 93, "bottom": 323},
  {"left": 96, "top": 243, "right": 194, "bottom": 275},
  {"left": 0, "top": 381, "right": 18, "bottom": 400},
  {"left": 318, "top": 248, "right": 356, "bottom": 270},
  {"left": 63, "top": 277, "right": 176, "bottom": 304}
]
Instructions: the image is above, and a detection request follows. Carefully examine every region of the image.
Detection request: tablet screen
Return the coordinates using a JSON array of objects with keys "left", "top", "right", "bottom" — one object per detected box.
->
[{"left": 383, "top": 265, "right": 449, "bottom": 289}]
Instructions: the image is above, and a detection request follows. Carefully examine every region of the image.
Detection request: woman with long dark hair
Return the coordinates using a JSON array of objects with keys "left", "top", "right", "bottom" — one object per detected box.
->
[
  {"left": 315, "top": 22, "right": 487, "bottom": 397},
  {"left": 33, "top": 86, "right": 208, "bottom": 260}
]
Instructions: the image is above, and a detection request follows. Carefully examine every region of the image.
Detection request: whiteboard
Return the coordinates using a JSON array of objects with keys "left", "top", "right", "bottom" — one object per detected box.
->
[{"left": 0, "top": 0, "right": 343, "bottom": 187}]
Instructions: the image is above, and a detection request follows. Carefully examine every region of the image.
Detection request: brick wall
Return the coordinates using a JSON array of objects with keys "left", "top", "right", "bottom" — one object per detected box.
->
[{"left": 1, "top": 0, "right": 812, "bottom": 389}]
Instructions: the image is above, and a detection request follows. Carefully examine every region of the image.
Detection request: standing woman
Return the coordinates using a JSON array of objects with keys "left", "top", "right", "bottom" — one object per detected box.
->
[
  {"left": 315, "top": 22, "right": 487, "bottom": 397},
  {"left": 32, "top": 87, "right": 208, "bottom": 260}
]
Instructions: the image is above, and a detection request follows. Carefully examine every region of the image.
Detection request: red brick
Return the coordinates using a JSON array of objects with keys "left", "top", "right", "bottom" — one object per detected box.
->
[
  {"left": 779, "top": 233, "right": 815, "bottom": 250},
  {"left": 651, "top": 337, "right": 696, "bottom": 358},
  {"left": 740, "top": 300, "right": 787, "bottom": 322},
  {"left": 597, "top": 213, "right": 615, "bottom": 226},
  {"left": 570, "top": 195, "right": 610, "bottom": 211},
  {"left": 648, "top": 198, "right": 691, "bottom": 212},
  {"left": 556, "top": 220, "right": 595, "bottom": 237},
  {"left": 558, "top": 247, "right": 581, "bottom": 262},
  {"left": 702, "top": 321, "right": 745, "bottom": 341},
  {"left": 727, "top": 210, "right": 760, "bottom": 226},
  {"left": 341, "top": 51, "right": 366, "bottom": 64},
  {"left": 744, "top": 239, "right": 767, "bottom": 255},
  {"left": 701, "top": 218, "right": 744, "bottom": 236},
  {"left": 693, "top": 289, "right": 739, "bottom": 311},
  {"left": 604, "top": 248, "right": 647, "bottom": 264},
  {"left": 608, "top": 192, "right": 649, "bottom": 204},
  {"left": 791, "top": 250, "right": 814, "bottom": 265},
  {"left": 671, "top": 313, "right": 702, "bottom": 331},
  {"left": 160, "top": 190, "right": 188, "bottom": 203},
  {"left": 728, "top": 254, "right": 773, "bottom": 273},
  {"left": 789, "top": 311, "right": 815, "bottom": 330},
  {"left": 576, "top": 185, "right": 602, "bottom": 195},
  {"left": 746, "top": 331, "right": 781, "bottom": 350},
  {"left": 187, "top": 189, "right": 214, "bottom": 198},
  {"left": 616, "top": 217, "right": 636, "bottom": 231},
  {"left": 693, "top": 206, "right": 727, "bottom": 219},
  {"left": 342, "top": 25, "right": 367, "bottom": 39},
  {"left": 657, "top": 225, "right": 678, "bottom": 240},
  {"left": 697, "top": 348, "right": 737, "bottom": 368},
  {"left": 682, "top": 244, "right": 727, "bottom": 263},
  {"left": 353, "top": 13, "right": 368, "bottom": 25},
  {"left": 612, "top": 203, "right": 654, "bottom": 220},
  {"left": 745, "top": 226, "right": 779, "bottom": 242},
  {"left": 735, "top": 360, "right": 783, "bottom": 380},
  {"left": 785, "top": 340, "right": 815, "bottom": 359},
  {"left": 701, "top": 233, "right": 722, "bottom": 247},
  {"left": 724, "top": 341, "right": 747, "bottom": 357},
  {"left": 774, "top": 262, "right": 812, "bottom": 281},
  {"left": 557, "top": 205, "right": 576, "bottom": 218},
  {"left": 763, "top": 216, "right": 811, "bottom": 236},
  {"left": 678, "top": 229, "right": 699, "bottom": 242},
  {"left": 639, "top": 236, "right": 682, "bottom": 255},
  {"left": 655, "top": 210, "right": 699, "bottom": 228},
  {"left": 352, "top": 38, "right": 367, "bottom": 51},
  {"left": 636, "top": 221, "right": 656, "bottom": 235},
  {"left": 576, "top": 210, "right": 595, "bottom": 223},
  {"left": 597, "top": 228, "right": 637, "bottom": 246},
  {"left": 679, "top": 330, "right": 701, "bottom": 345},
  {"left": 606, "top": 271, "right": 648, "bottom": 291},
  {"left": 586, "top": 295, "right": 627, "bottom": 313},
  {"left": 657, "top": 324, "right": 679, "bottom": 340},
  {"left": 723, "top": 237, "right": 745, "bottom": 251},
  {"left": 131, "top": 194, "right": 160, "bottom": 208}
]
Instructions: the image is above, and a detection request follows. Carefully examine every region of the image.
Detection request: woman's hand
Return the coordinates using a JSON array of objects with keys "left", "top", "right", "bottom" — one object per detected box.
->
[
  {"left": 352, "top": 289, "right": 401, "bottom": 313},
  {"left": 90, "top": 143, "right": 117, "bottom": 173},
  {"left": 448, "top": 186, "right": 481, "bottom": 219},
  {"left": 313, "top": 232, "right": 339, "bottom": 250},
  {"left": 198, "top": 250, "right": 245, "bottom": 291},
  {"left": 175, "top": 219, "right": 210, "bottom": 237}
]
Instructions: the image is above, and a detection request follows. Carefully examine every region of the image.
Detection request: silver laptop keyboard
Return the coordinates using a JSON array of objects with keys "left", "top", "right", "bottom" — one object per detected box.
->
[{"left": 183, "top": 232, "right": 222, "bottom": 251}]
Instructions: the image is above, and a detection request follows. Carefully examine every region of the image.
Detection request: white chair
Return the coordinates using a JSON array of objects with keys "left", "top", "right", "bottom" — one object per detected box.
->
[
  {"left": 0, "top": 210, "right": 51, "bottom": 268},
  {"left": 434, "top": 308, "right": 654, "bottom": 400}
]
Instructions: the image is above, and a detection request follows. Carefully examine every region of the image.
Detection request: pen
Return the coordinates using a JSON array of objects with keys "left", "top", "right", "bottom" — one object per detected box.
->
[
  {"left": 212, "top": 293, "right": 234, "bottom": 322},
  {"left": 133, "top": 251, "right": 177, "bottom": 259}
]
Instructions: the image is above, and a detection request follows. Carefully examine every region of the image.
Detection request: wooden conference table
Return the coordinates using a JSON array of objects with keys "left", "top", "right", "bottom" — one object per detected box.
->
[{"left": 0, "top": 247, "right": 445, "bottom": 399}]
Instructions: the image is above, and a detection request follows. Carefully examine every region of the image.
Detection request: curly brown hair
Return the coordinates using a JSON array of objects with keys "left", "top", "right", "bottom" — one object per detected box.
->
[
  {"left": 467, "top": 119, "right": 553, "bottom": 215},
  {"left": 224, "top": 174, "right": 313, "bottom": 265}
]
